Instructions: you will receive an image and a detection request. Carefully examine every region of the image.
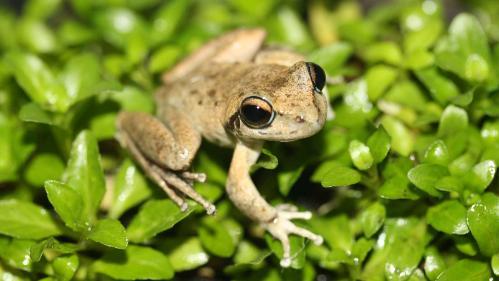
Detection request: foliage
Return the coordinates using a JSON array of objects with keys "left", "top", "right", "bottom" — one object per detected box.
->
[{"left": 0, "top": 0, "right": 498, "bottom": 280}]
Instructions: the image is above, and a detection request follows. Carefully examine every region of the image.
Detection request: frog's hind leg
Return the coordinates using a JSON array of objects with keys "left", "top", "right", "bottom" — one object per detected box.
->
[
  {"left": 116, "top": 127, "right": 188, "bottom": 211},
  {"left": 116, "top": 111, "right": 216, "bottom": 215}
]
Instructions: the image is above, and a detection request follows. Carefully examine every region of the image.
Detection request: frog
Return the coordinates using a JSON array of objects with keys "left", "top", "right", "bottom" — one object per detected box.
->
[{"left": 116, "top": 28, "right": 329, "bottom": 267}]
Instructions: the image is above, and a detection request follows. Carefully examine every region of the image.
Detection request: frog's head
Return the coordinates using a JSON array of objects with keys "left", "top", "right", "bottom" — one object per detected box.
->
[{"left": 225, "top": 61, "right": 328, "bottom": 142}]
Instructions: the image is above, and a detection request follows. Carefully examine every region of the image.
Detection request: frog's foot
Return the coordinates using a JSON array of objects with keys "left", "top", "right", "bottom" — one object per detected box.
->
[
  {"left": 151, "top": 166, "right": 216, "bottom": 215},
  {"left": 264, "top": 207, "right": 323, "bottom": 267}
]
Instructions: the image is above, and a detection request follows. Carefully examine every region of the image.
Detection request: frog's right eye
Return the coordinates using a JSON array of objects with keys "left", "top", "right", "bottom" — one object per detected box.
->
[
  {"left": 239, "top": 96, "right": 275, "bottom": 129},
  {"left": 306, "top": 62, "right": 326, "bottom": 93}
]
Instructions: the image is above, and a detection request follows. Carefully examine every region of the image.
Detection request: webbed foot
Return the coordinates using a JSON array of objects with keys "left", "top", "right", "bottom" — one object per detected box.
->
[{"left": 264, "top": 205, "right": 323, "bottom": 267}]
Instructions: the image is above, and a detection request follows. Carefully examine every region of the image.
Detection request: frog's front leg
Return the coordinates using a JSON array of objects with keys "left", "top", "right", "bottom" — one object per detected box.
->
[
  {"left": 116, "top": 110, "right": 216, "bottom": 215},
  {"left": 227, "top": 142, "right": 323, "bottom": 267}
]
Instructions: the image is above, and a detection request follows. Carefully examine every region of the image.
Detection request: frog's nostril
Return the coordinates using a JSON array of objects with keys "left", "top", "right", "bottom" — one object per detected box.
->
[{"left": 295, "top": 115, "right": 305, "bottom": 123}]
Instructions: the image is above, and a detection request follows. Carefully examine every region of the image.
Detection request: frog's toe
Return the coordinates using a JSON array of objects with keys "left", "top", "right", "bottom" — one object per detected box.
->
[
  {"left": 181, "top": 171, "right": 207, "bottom": 183},
  {"left": 264, "top": 210, "right": 323, "bottom": 267},
  {"left": 205, "top": 203, "right": 217, "bottom": 216},
  {"left": 279, "top": 210, "right": 312, "bottom": 220}
]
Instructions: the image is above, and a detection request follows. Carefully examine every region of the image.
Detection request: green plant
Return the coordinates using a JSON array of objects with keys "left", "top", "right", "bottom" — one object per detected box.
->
[{"left": 0, "top": 0, "right": 498, "bottom": 280}]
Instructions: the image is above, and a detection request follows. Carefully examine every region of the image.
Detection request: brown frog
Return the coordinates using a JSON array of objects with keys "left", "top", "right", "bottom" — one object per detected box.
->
[{"left": 117, "top": 28, "right": 328, "bottom": 267}]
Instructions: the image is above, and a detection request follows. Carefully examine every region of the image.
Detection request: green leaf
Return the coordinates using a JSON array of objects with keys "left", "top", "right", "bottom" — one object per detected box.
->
[
  {"left": 148, "top": 45, "right": 182, "bottom": 73},
  {"left": 310, "top": 215, "right": 353, "bottom": 253},
  {"left": 449, "top": 153, "right": 476, "bottom": 176},
  {"left": 435, "top": 176, "right": 463, "bottom": 193},
  {"left": 467, "top": 193, "right": 499, "bottom": 257},
  {"left": 381, "top": 115, "right": 414, "bottom": 156},
  {"left": 198, "top": 218, "right": 236, "bottom": 257},
  {"left": 25, "top": 0, "right": 61, "bottom": 19},
  {"left": 384, "top": 80, "right": 427, "bottom": 111},
  {"left": 265, "top": 234, "right": 305, "bottom": 269},
  {"left": 88, "top": 218, "right": 128, "bottom": 249},
  {"left": 52, "top": 254, "right": 79, "bottom": 281},
  {"left": 93, "top": 8, "right": 147, "bottom": 49},
  {"left": 0, "top": 239, "right": 35, "bottom": 271},
  {"left": 492, "top": 254, "right": 499, "bottom": 276},
  {"left": 352, "top": 238, "right": 374, "bottom": 265},
  {"left": 452, "top": 235, "right": 479, "bottom": 256},
  {"left": 24, "top": 153, "right": 64, "bottom": 187},
  {"left": 251, "top": 148, "right": 278, "bottom": 172},
  {"left": 18, "top": 103, "right": 53, "bottom": 125},
  {"left": 415, "top": 67, "right": 459, "bottom": 105},
  {"left": 408, "top": 164, "right": 447, "bottom": 197},
  {"left": 233, "top": 240, "right": 267, "bottom": 265},
  {"left": 44, "top": 180, "right": 85, "bottom": 231},
  {"left": 361, "top": 42, "right": 402, "bottom": 65},
  {"left": 30, "top": 237, "right": 78, "bottom": 262},
  {"left": 379, "top": 176, "right": 420, "bottom": 200},
  {"left": 405, "top": 50, "right": 435, "bottom": 70},
  {"left": 18, "top": 19, "right": 57, "bottom": 53},
  {"left": 109, "top": 159, "right": 153, "bottom": 219},
  {"left": 349, "top": 140, "right": 374, "bottom": 170},
  {"left": 162, "top": 238, "right": 209, "bottom": 272},
  {"left": 127, "top": 199, "right": 194, "bottom": 243},
  {"left": 402, "top": 4, "right": 443, "bottom": 53},
  {"left": 379, "top": 157, "right": 420, "bottom": 200},
  {"left": 150, "top": 0, "right": 191, "bottom": 45},
  {"left": 320, "top": 163, "right": 362, "bottom": 187},
  {"left": 93, "top": 245, "right": 174, "bottom": 280},
  {"left": 481, "top": 121, "right": 499, "bottom": 145},
  {"left": 435, "top": 259, "right": 490, "bottom": 281},
  {"left": 308, "top": 42, "right": 353, "bottom": 75},
  {"left": 366, "top": 65, "right": 398, "bottom": 101},
  {"left": 465, "top": 160, "right": 496, "bottom": 193},
  {"left": 438, "top": 105, "right": 468, "bottom": 137},
  {"left": 424, "top": 247, "right": 446, "bottom": 281},
  {"left": 0, "top": 114, "right": 35, "bottom": 182},
  {"left": 423, "top": 140, "right": 450, "bottom": 165},
  {"left": 361, "top": 202, "right": 386, "bottom": 238},
  {"left": 0, "top": 199, "right": 61, "bottom": 239},
  {"left": 63, "top": 130, "right": 105, "bottom": 224},
  {"left": 384, "top": 219, "right": 427, "bottom": 281},
  {"left": 5, "top": 52, "right": 68, "bottom": 112},
  {"left": 367, "top": 126, "right": 391, "bottom": 163},
  {"left": 59, "top": 53, "right": 103, "bottom": 103},
  {"left": 427, "top": 200, "right": 469, "bottom": 235},
  {"left": 277, "top": 165, "right": 305, "bottom": 196},
  {"left": 435, "top": 13, "right": 492, "bottom": 82}
]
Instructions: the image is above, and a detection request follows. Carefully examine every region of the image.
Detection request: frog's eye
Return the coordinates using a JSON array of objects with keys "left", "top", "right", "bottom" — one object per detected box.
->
[
  {"left": 239, "top": 96, "right": 275, "bottom": 129},
  {"left": 306, "top": 62, "right": 326, "bottom": 93}
]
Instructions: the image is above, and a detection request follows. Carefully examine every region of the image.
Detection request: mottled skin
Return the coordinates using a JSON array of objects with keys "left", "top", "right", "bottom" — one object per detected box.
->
[{"left": 117, "top": 29, "right": 327, "bottom": 267}]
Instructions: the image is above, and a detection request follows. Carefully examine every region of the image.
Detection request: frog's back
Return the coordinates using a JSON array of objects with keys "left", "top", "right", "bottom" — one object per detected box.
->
[{"left": 155, "top": 63, "right": 249, "bottom": 147}]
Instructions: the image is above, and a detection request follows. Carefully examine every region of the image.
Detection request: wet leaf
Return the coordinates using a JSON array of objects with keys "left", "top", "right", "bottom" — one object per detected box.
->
[
  {"left": 109, "top": 159, "right": 152, "bottom": 219},
  {"left": 427, "top": 200, "right": 469, "bottom": 235},
  {"left": 467, "top": 193, "right": 499, "bottom": 257},
  {"left": 408, "top": 164, "right": 447, "bottom": 197},
  {"left": 367, "top": 126, "right": 391, "bottom": 163},
  {"left": 93, "top": 246, "right": 174, "bottom": 280},
  {"left": 127, "top": 199, "right": 194, "bottom": 243},
  {"left": 163, "top": 238, "right": 209, "bottom": 271},
  {"left": 88, "top": 218, "right": 128, "bottom": 249},
  {"left": 435, "top": 259, "right": 490, "bottom": 281},
  {"left": 0, "top": 200, "right": 61, "bottom": 239},
  {"left": 360, "top": 202, "right": 386, "bottom": 238},
  {"left": 63, "top": 130, "right": 105, "bottom": 224}
]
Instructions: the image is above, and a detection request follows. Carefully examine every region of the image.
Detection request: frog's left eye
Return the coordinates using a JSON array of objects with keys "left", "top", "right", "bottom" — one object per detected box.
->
[
  {"left": 306, "top": 62, "right": 326, "bottom": 93},
  {"left": 239, "top": 96, "right": 275, "bottom": 129}
]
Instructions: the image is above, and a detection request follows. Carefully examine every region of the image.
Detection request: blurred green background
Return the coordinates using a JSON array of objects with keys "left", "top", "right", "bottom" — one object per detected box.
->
[{"left": 0, "top": 0, "right": 498, "bottom": 280}]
